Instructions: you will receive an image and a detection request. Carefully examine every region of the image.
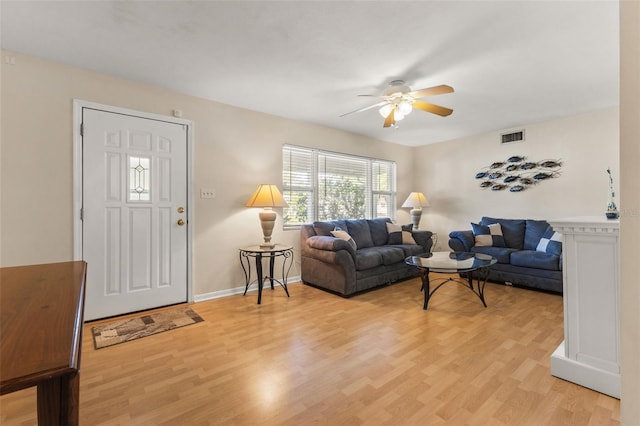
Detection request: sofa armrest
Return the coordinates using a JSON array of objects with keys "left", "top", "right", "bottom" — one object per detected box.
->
[
  {"left": 305, "top": 235, "right": 356, "bottom": 256},
  {"left": 412, "top": 230, "right": 434, "bottom": 252},
  {"left": 448, "top": 230, "right": 475, "bottom": 252},
  {"left": 302, "top": 235, "right": 356, "bottom": 271}
]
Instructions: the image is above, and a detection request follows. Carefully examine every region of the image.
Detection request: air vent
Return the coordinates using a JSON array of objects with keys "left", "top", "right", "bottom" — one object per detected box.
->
[{"left": 501, "top": 130, "right": 525, "bottom": 144}]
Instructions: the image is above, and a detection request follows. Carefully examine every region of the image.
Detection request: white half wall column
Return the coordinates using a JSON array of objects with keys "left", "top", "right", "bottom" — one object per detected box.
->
[{"left": 549, "top": 216, "right": 620, "bottom": 398}]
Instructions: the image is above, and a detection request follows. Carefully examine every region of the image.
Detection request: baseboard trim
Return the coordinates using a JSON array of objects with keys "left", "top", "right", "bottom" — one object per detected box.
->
[
  {"left": 193, "top": 276, "right": 301, "bottom": 303},
  {"left": 550, "top": 341, "right": 620, "bottom": 399}
]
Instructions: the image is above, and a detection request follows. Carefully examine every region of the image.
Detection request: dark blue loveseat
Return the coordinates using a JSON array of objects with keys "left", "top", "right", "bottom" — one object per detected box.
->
[{"left": 448, "top": 217, "right": 562, "bottom": 294}]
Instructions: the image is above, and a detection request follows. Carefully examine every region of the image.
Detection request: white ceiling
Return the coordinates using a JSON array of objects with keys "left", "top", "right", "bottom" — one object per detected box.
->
[{"left": 0, "top": 1, "right": 619, "bottom": 147}]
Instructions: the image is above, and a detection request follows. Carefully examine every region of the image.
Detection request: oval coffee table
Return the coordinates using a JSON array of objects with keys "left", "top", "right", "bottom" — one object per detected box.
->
[{"left": 405, "top": 251, "right": 497, "bottom": 310}]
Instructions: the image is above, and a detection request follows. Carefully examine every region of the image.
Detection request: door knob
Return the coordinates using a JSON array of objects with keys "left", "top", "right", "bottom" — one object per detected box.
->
[
  {"left": 177, "top": 219, "right": 185, "bottom": 226},
  {"left": 177, "top": 207, "right": 185, "bottom": 213}
]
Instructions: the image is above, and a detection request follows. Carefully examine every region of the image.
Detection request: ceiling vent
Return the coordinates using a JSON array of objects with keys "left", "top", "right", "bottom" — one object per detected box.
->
[{"left": 501, "top": 130, "right": 525, "bottom": 144}]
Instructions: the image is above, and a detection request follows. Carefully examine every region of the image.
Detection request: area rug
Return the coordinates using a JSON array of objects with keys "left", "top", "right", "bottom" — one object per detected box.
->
[{"left": 91, "top": 307, "right": 204, "bottom": 349}]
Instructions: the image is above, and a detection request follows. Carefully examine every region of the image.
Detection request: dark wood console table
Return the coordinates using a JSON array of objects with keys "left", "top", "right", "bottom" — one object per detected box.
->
[{"left": 1, "top": 261, "right": 87, "bottom": 425}]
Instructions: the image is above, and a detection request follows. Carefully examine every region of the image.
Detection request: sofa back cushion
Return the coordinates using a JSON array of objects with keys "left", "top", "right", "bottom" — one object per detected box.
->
[
  {"left": 481, "top": 217, "right": 525, "bottom": 249},
  {"left": 367, "top": 217, "right": 392, "bottom": 246},
  {"left": 524, "top": 220, "right": 551, "bottom": 250},
  {"left": 345, "top": 219, "right": 374, "bottom": 249}
]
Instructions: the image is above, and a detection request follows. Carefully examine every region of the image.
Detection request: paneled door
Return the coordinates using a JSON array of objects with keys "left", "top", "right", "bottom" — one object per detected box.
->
[{"left": 82, "top": 108, "right": 188, "bottom": 320}]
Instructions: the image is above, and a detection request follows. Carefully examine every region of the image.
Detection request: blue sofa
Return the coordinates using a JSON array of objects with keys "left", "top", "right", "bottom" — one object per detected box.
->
[
  {"left": 300, "top": 217, "right": 434, "bottom": 296},
  {"left": 448, "top": 217, "right": 562, "bottom": 294}
]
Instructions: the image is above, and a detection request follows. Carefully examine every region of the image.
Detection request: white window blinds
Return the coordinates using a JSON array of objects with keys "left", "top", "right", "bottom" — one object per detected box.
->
[{"left": 282, "top": 145, "right": 396, "bottom": 227}]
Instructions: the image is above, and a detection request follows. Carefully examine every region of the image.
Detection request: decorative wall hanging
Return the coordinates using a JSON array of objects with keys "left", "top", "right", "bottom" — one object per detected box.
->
[{"left": 475, "top": 156, "right": 562, "bottom": 192}]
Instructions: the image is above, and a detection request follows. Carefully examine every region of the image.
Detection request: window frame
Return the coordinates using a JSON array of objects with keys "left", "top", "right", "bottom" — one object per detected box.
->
[{"left": 282, "top": 144, "right": 396, "bottom": 229}]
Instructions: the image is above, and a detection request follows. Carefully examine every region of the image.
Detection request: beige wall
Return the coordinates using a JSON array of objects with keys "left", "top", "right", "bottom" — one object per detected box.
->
[
  {"left": 0, "top": 51, "right": 416, "bottom": 297},
  {"left": 413, "top": 108, "right": 619, "bottom": 250},
  {"left": 620, "top": 1, "right": 640, "bottom": 423}
]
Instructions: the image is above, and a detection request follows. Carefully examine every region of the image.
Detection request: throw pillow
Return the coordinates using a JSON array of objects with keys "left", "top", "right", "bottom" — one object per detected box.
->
[
  {"left": 472, "top": 222, "right": 506, "bottom": 247},
  {"left": 386, "top": 222, "right": 417, "bottom": 245},
  {"left": 330, "top": 227, "right": 357, "bottom": 250},
  {"left": 536, "top": 226, "right": 562, "bottom": 255}
]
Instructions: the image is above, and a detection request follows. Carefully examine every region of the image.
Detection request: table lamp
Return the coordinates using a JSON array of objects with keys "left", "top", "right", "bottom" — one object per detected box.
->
[
  {"left": 401, "top": 192, "right": 429, "bottom": 230},
  {"left": 245, "top": 184, "right": 288, "bottom": 248}
]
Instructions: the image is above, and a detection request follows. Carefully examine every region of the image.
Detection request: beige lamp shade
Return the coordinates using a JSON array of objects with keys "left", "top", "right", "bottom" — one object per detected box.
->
[
  {"left": 401, "top": 192, "right": 429, "bottom": 230},
  {"left": 245, "top": 184, "right": 288, "bottom": 248},
  {"left": 245, "top": 184, "right": 288, "bottom": 208},
  {"left": 401, "top": 192, "right": 429, "bottom": 209}
]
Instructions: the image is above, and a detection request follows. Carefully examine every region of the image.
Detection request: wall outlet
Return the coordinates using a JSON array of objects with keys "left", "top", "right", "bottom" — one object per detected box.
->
[{"left": 200, "top": 188, "right": 215, "bottom": 199}]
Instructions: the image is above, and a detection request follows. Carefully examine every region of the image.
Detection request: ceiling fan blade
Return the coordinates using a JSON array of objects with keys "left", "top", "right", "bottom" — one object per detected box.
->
[
  {"left": 383, "top": 108, "right": 395, "bottom": 128},
  {"left": 409, "top": 84, "right": 454, "bottom": 99},
  {"left": 340, "top": 101, "right": 388, "bottom": 117},
  {"left": 412, "top": 100, "right": 453, "bottom": 117}
]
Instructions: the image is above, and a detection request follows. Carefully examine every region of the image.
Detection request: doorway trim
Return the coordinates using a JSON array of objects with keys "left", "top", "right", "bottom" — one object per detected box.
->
[{"left": 72, "top": 99, "right": 195, "bottom": 304}]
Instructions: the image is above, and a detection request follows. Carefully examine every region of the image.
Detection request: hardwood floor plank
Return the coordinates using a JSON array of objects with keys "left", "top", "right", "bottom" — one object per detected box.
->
[{"left": 0, "top": 276, "right": 620, "bottom": 425}]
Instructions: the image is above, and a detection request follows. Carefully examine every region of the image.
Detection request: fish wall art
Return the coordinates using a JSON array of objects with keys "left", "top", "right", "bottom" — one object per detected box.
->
[{"left": 475, "top": 156, "right": 562, "bottom": 192}]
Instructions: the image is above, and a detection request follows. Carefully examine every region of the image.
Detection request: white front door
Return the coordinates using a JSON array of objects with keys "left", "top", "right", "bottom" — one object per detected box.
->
[{"left": 82, "top": 108, "right": 188, "bottom": 320}]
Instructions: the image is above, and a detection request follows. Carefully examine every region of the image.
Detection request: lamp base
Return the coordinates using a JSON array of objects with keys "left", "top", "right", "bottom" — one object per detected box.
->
[
  {"left": 410, "top": 208, "right": 422, "bottom": 230},
  {"left": 259, "top": 209, "right": 277, "bottom": 248}
]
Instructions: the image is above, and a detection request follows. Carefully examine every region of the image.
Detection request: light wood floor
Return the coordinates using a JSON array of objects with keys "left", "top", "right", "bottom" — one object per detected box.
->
[{"left": 1, "top": 276, "right": 620, "bottom": 425}]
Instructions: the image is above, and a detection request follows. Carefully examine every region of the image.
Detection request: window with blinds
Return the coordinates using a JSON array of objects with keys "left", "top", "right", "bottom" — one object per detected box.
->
[{"left": 282, "top": 145, "right": 396, "bottom": 227}]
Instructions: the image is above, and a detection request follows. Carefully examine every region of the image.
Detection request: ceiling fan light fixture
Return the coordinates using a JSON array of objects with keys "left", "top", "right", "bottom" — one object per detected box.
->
[
  {"left": 341, "top": 81, "right": 453, "bottom": 129},
  {"left": 398, "top": 100, "right": 413, "bottom": 115},
  {"left": 378, "top": 103, "right": 393, "bottom": 118},
  {"left": 383, "top": 80, "right": 411, "bottom": 96}
]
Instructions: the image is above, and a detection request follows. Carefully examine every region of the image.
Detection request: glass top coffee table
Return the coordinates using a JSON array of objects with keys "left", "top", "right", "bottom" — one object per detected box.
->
[{"left": 405, "top": 251, "right": 497, "bottom": 310}]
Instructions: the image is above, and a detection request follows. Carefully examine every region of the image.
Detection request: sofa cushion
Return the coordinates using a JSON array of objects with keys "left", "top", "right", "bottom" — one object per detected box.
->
[
  {"left": 368, "top": 217, "right": 392, "bottom": 246},
  {"left": 524, "top": 220, "right": 551, "bottom": 250},
  {"left": 345, "top": 219, "right": 375, "bottom": 249},
  {"left": 330, "top": 228, "right": 357, "bottom": 251},
  {"left": 481, "top": 217, "right": 525, "bottom": 249},
  {"left": 472, "top": 222, "right": 505, "bottom": 247},
  {"left": 396, "top": 244, "right": 425, "bottom": 257},
  {"left": 536, "top": 226, "right": 563, "bottom": 255},
  {"left": 386, "top": 223, "right": 417, "bottom": 245},
  {"left": 471, "top": 246, "right": 518, "bottom": 264},
  {"left": 373, "top": 246, "right": 406, "bottom": 266},
  {"left": 313, "top": 220, "right": 347, "bottom": 237},
  {"left": 354, "top": 247, "right": 382, "bottom": 270},
  {"left": 511, "top": 250, "right": 560, "bottom": 271}
]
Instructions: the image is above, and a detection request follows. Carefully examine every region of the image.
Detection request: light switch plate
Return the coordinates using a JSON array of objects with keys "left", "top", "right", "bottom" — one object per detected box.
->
[{"left": 200, "top": 188, "right": 215, "bottom": 199}]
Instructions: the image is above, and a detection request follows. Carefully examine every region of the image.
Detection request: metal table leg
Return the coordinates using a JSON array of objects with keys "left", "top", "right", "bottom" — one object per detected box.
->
[{"left": 421, "top": 268, "right": 490, "bottom": 310}]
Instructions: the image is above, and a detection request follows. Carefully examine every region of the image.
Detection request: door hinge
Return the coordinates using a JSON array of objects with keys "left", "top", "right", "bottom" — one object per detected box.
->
[
  {"left": 80, "top": 208, "right": 84, "bottom": 221},
  {"left": 80, "top": 122, "right": 84, "bottom": 136}
]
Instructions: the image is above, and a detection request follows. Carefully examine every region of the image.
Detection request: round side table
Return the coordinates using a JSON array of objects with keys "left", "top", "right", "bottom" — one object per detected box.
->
[{"left": 239, "top": 244, "right": 293, "bottom": 304}]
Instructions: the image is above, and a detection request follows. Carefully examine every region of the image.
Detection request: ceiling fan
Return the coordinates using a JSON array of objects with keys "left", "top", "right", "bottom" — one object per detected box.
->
[{"left": 340, "top": 80, "right": 454, "bottom": 128}]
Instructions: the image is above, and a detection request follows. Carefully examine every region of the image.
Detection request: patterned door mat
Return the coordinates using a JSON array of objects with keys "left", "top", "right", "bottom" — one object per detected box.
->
[{"left": 91, "top": 307, "right": 204, "bottom": 349}]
